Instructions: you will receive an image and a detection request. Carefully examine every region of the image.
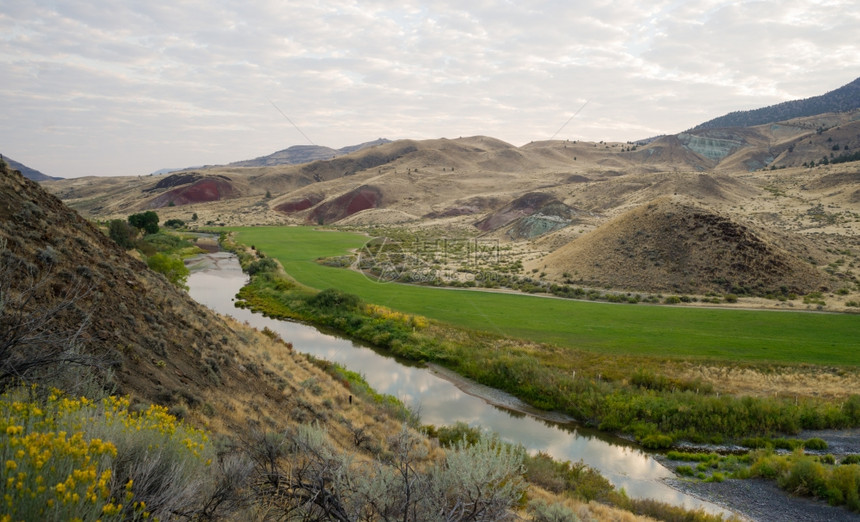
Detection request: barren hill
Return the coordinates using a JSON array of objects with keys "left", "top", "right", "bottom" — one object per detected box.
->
[
  {"left": 229, "top": 138, "right": 391, "bottom": 167},
  {"left": 535, "top": 197, "right": 827, "bottom": 295},
  {"left": 0, "top": 161, "right": 266, "bottom": 413}
]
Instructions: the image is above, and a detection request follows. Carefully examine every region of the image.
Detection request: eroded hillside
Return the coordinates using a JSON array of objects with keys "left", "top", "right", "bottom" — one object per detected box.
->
[{"left": 41, "top": 109, "right": 860, "bottom": 300}]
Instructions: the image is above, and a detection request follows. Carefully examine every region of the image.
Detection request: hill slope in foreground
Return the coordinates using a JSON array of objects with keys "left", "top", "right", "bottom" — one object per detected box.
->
[{"left": 0, "top": 159, "right": 360, "bottom": 435}]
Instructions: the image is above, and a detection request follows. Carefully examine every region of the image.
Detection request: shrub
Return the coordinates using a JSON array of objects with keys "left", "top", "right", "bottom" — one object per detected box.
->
[
  {"left": 522, "top": 452, "right": 614, "bottom": 502},
  {"left": 827, "top": 464, "right": 860, "bottom": 510},
  {"left": 528, "top": 499, "right": 580, "bottom": 521},
  {"left": 431, "top": 421, "right": 482, "bottom": 448},
  {"left": 0, "top": 387, "right": 214, "bottom": 521},
  {"left": 245, "top": 424, "right": 526, "bottom": 520},
  {"left": 705, "top": 471, "right": 725, "bottom": 483},
  {"left": 309, "top": 288, "right": 362, "bottom": 310},
  {"left": 750, "top": 452, "right": 791, "bottom": 480},
  {"left": 246, "top": 257, "right": 279, "bottom": 275},
  {"left": 804, "top": 437, "right": 829, "bottom": 450},
  {"left": 724, "top": 293, "right": 738, "bottom": 303},
  {"left": 164, "top": 218, "right": 185, "bottom": 228},
  {"left": 108, "top": 219, "right": 135, "bottom": 249},
  {"left": 640, "top": 433, "right": 673, "bottom": 449},
  {"left": 778, "top": 457, "right": 828, "bottom": 497},
  {"left": 676, "top": 465, "right": 695, "bottom": 477},
  {"left": 146, "top": 252, "right": 189, "bottom": 289}
]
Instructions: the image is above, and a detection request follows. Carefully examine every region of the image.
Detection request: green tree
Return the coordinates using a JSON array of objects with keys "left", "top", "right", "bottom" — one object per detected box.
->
[
  {"left": 146, "top": 253, "right": 189, "bottom": 289},
  {"left": 108, "top": 219, "right": 135, "bottom": 249},
  {"left": 128, "top": 211, "right": 159, "bottom": 234},
  {"left": 164, "top": 218, "right": 185, "bottom": 229}
]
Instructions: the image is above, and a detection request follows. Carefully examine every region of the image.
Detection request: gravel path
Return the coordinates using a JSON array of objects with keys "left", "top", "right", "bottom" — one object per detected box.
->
[{"left": 667, "top": 477, "right": 860, "bottom": 522}]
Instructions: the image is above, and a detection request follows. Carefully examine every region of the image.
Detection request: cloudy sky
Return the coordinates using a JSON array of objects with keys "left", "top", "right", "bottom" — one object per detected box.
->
[{"left": 2, "top": 1, "right": 858, "bottom": 178}]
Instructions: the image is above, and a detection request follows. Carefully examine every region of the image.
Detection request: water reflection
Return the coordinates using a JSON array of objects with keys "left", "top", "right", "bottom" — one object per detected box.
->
[{"left": 187, "top": 252, "right": 727, "bottom": 514}]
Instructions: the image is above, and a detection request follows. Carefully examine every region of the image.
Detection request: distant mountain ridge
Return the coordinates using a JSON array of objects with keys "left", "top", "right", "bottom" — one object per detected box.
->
[
  {"left": 1, "top": 154, "right": 61, "bottom": 181},
  {"left": 691, "top": 77, "right": 860, "bottom": 131},
  {"left": 229, "top": 138, "right": 392, "bottom": 167}
]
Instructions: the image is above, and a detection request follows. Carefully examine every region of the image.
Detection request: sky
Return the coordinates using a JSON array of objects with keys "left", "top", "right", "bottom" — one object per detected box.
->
[{"left": 2, "top": 1, "right": 859, "bottom": 178}]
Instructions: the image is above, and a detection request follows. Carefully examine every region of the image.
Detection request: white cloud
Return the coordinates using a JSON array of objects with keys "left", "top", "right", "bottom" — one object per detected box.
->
[{"left": 1, "top": 0, "right": 858, "bottom": 177}]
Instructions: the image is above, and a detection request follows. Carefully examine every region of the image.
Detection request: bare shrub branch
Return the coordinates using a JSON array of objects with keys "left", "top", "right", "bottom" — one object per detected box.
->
[{"left": 0, "top": 238, "right": 113, "bottom": 390}]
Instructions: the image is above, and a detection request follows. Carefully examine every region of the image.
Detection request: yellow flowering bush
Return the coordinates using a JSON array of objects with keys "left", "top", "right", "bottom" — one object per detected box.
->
[
  {"left": 0, "top": 386, "right": 213, "bottom": 521},
  {"left": 364, "top": 303, "right": 428, "bottom": 329}
]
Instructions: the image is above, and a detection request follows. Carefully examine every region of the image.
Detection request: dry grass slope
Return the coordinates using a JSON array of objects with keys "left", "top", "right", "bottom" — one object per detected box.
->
[{"left": 537, "top": 197, "right": 827, "bottom": 294}]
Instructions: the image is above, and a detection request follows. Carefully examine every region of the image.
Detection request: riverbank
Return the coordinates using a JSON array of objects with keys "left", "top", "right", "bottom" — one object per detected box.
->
[
  {"left": 667, "top": 477, "right": 859, "bottom": 521},
  {"left": 441, "top": 361, "right": 860, "bottom": 522}
]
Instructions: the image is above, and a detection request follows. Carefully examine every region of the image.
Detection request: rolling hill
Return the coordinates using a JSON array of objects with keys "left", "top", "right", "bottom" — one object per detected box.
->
[
  {"left": 1, "top": 154, "right": 61, "bottom": 181},
  {"left": 229, "top": 138, "right": 391, "bottom": 167},
  {"left": 40, "top": 78, "right": 860, "bottom": 300}
]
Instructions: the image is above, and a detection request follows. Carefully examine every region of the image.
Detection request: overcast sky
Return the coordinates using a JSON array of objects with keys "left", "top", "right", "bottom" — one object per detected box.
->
[{"left": 2, "top": 1, "right": 858, "bottom": 178}]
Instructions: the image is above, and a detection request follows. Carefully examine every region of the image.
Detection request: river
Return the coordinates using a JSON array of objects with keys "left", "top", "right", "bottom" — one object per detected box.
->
[{"left": 186, "top": 251, "right": 730, "bottom": 516}]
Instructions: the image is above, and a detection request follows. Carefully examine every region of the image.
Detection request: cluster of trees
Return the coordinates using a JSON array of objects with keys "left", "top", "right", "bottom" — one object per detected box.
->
[
  {"left": 107, "top": 211, "right": 190, "bottom": 289},
  {"left": 803, "top": 149, "right": 860, "bottom": 168},
  {"left": 108, "top": 211, "right": 159, "bottom": 249}
]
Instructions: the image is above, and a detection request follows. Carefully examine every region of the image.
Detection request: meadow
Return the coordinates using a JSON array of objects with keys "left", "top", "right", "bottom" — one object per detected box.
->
[{"left": 226, "top": 226, "right": 859, "bottom": 366}]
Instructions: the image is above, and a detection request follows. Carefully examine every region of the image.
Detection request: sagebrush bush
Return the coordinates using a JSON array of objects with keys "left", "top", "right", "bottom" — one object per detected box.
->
[{"left": 528, "top": 499, "right": 580, "bottom": 522}]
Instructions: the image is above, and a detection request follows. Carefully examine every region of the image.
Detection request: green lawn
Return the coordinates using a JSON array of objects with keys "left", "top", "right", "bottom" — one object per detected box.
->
[{"left": 227, "top": 226, "right": 860, "bottom": 365}]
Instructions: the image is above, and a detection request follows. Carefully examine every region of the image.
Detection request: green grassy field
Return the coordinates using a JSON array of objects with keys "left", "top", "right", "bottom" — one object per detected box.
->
[{"left": 227, "top": 226, "right": 860, "bottom": 365}]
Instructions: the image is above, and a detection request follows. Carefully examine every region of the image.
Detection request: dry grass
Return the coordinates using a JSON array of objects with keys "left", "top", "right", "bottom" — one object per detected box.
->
[
  {"left": 680, "top": 364, "right": 860, "bottom": 400},
  {"left": 526, "top": 487, "right": 656, "bottom": 522}
]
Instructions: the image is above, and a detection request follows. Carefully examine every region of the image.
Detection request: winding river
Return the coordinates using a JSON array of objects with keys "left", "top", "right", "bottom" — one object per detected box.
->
[{"left": 186, "top": 251, "right": 730, "bottom": 517}]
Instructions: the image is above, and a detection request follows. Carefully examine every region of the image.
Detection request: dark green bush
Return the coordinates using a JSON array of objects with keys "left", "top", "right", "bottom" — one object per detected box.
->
[
  {"left": 841, "top": 455, "right": 860, "bottom": 465},
  {"left": 247, "top": 257, "right": 279, "bottom": 276},
  {"left": 108, "top": 219, "right": 135, "bottom": 249},
  {"left": 309, "top": 288, "right": 362, "bottom": 310}
]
